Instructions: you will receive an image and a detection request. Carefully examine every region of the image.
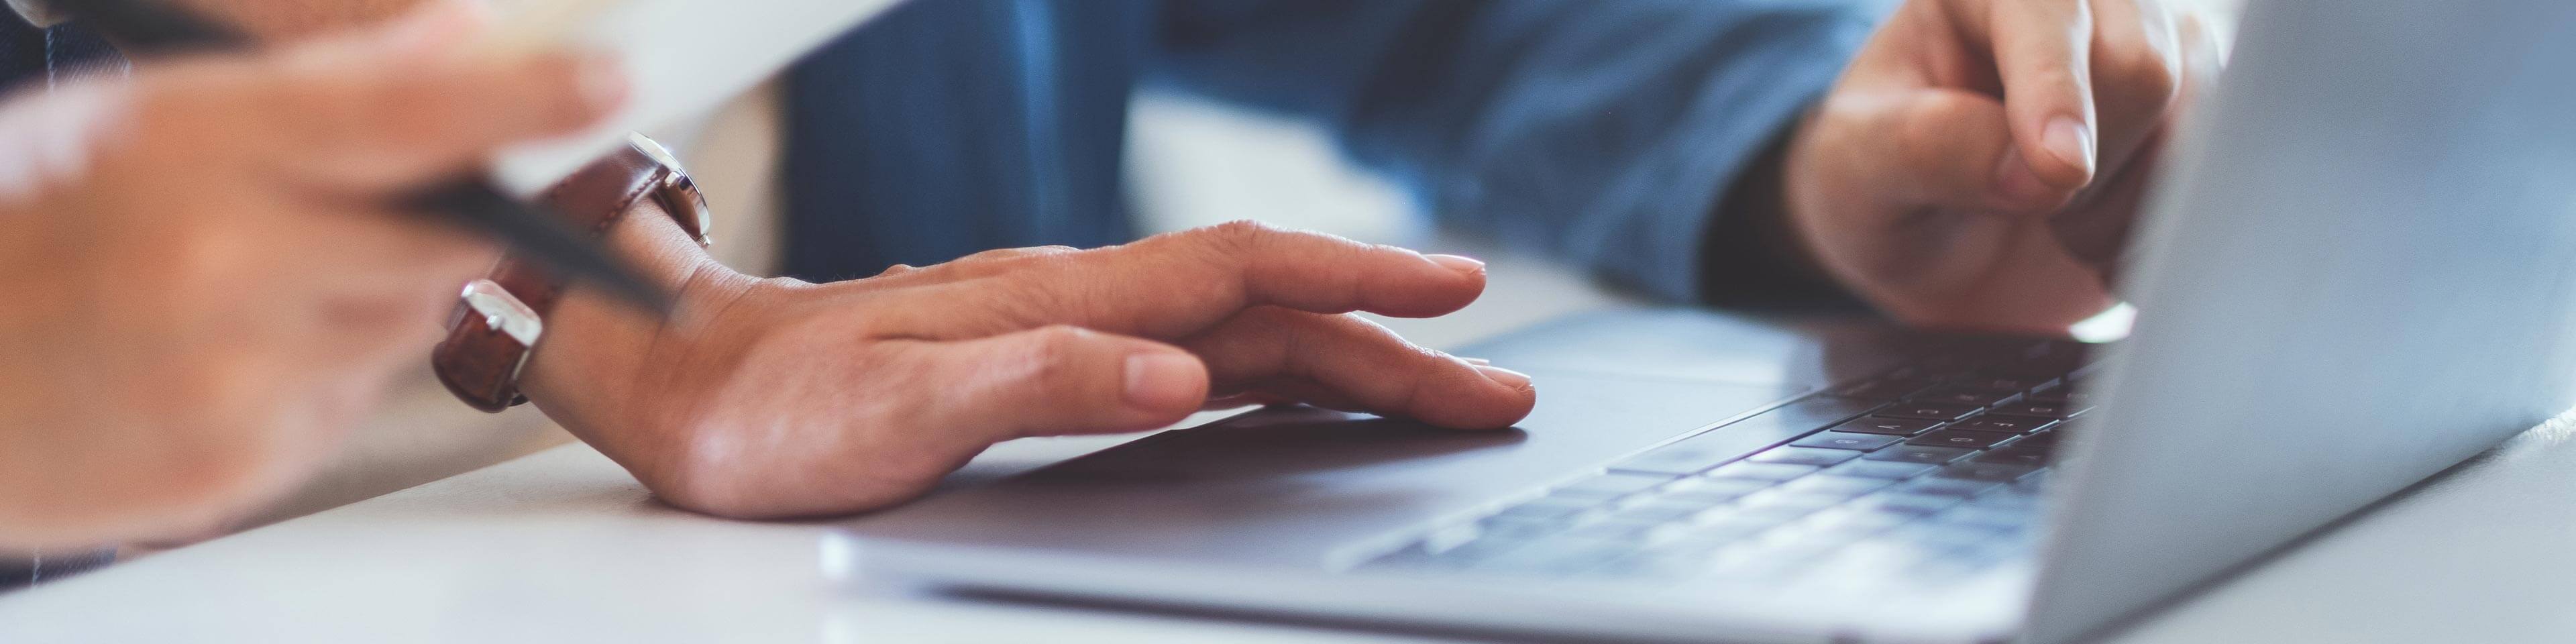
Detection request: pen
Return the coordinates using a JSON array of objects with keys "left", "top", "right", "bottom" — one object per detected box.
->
[{"left": 55, "top": 0, "right": 676, "bottom": 315}]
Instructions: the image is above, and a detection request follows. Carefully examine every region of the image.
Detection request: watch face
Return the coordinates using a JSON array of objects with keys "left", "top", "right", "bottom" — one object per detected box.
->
[
  {"left": 629, "top": 132, "right": 684, "bottom": 170},
  {"left": 627, "top": 133, "right": 714, "bottom": 245},
  {"left": 459, "top": 279, "right": 544, "bottom": 346}
]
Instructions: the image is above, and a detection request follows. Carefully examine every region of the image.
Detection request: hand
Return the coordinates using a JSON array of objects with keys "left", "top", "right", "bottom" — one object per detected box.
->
[
  {"left": 523, "top": 219, "right": 1538, "bottom": 519},
  {"left": 0, "top": 3, "right": 623, "bottom": 549},
  {"left": 1779, "top": 0, "right": 2226, "bottom": 333}
]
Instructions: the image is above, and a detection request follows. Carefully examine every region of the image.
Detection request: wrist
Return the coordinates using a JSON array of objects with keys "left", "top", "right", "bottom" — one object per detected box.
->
[
  {"left": 516, "top": 200, "right": 752, "bottom": 425},
  {"left": 1699, "top": 110, "right": 1856, "bottom": 309}
]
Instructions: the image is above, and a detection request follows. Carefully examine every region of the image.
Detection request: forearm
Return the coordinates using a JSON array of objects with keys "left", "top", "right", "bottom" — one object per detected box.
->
[{"left": 1154, "top": 0, "right": 1886, "bottom": 303}]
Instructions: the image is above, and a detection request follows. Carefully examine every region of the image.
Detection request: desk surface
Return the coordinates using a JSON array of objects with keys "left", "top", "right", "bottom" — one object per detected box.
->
[{"left": 5, "top": 248, "right": 2574, "bottom": 644}]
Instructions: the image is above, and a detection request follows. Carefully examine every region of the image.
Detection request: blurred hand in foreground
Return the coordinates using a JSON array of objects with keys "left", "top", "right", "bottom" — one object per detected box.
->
[{"left": 0, "top": 2, "right": 623, "bottom": 549}]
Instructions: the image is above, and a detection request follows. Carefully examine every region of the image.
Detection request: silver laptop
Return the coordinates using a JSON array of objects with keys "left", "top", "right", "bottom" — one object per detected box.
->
[{"left": 839, "top": 2, "right": 2576, "bottom": 642}]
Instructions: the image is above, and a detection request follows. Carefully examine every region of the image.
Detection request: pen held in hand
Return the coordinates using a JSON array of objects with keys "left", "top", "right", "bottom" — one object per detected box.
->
[{"left": 56, "top": 0, "right": 676, "bottom": 316}]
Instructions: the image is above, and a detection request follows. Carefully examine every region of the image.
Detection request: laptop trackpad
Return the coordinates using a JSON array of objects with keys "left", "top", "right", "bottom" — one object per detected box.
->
[{"left": 847, "top": 370, "right": 1797, "bottom": 568}]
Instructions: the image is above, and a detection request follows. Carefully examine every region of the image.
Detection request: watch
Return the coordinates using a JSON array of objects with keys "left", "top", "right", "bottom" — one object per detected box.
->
[{"left": 431, "top": 133, "right": 711, "bottom": 412}]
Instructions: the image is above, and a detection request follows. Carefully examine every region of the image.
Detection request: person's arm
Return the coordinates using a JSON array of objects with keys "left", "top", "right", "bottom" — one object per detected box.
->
[
  {"left": 159, "top": 0, "right": 1534, "bottom": 523},
  {"left": 1149, "top": 0, "right": 1884, "bottom": 305},
  {"left": 1154, "top": 0, "right": 2225, "bottom": 333}
]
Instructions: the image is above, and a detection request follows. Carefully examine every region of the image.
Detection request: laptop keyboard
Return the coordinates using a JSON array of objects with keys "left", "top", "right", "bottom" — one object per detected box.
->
[{"left": 1360, "top": 339, "right": 2094, "bottom": 588}]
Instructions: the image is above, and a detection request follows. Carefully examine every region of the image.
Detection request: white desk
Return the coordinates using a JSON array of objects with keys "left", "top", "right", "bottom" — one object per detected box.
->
[{"left": 7, "top": 246, "right": 2576, "bottom": 644}]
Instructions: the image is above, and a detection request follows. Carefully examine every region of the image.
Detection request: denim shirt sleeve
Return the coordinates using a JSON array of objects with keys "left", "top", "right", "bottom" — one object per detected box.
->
[{"left": 1150, "top": 0, "right": 1889, "bottom": 303}]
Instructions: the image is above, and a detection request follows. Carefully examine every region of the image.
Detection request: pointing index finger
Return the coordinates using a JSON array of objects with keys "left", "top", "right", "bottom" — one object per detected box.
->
[{"left": 1966, "top": 0, "right": 2098, "bottom": 190}]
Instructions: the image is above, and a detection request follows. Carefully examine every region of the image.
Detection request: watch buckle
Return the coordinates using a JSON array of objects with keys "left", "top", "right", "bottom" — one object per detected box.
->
[{"left": 459, "top": 279, "right": 545, "bottom": 347}]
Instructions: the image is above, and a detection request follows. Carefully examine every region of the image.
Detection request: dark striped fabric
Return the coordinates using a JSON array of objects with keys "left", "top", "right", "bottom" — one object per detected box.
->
[
  {"left": 0, "top": 549, "right": 116, "bottom": 593},
  {"left": 0, "top": 7, "right": 122, "bottom": 95}
]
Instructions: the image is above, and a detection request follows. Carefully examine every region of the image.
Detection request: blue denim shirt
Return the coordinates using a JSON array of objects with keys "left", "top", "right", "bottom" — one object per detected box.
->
[{"left": 784, "top": 0, "right": 1886, "bottom": 301}]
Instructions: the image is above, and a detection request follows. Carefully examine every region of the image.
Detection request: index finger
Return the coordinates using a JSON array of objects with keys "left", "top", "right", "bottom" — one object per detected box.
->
[
  {"left": 890, "top": 221, "right": 1489, "bottom": 340},
  {"left": 1954, "top": 0, "right": 2098, "bottom": 190}
]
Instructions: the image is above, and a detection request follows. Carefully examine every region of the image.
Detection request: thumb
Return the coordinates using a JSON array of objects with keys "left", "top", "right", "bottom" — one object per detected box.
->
[
  {"left": 1871, "top": 88, "right": 2074, "bottom": 215},
  {"left": 900, "top": 325, "right": 1210, "bottom": 443}
]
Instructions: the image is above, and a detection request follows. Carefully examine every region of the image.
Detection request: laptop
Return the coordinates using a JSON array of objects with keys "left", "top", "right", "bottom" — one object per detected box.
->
[{"left": 839, "top": 2, "right": 2576, "bottom": 642}]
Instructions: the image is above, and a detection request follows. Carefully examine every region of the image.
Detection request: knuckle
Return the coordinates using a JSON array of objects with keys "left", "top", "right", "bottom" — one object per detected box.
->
[
  {"left": 1201, "top": 219, "right": 1283, "bottom": 254},
  {"left": 1012, "top": 325, "right": 1106, "bottom": 400},
  {"left": 1024, "top": 325, "right": 1095, "bottom": 367}
]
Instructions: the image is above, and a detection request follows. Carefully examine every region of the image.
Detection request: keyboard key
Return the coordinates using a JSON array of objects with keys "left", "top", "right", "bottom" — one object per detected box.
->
[
  {"left": 1589, "top": 553, "right": 1715, "bottom": 580},
  {"left": 1799, "top": 507, "right": 1913, "bottom": 539},
  {"left": 1424, "top": 536, "right": 1533, "bottom": 566},
  {"left": 1494, "top": 497, "right": 1601, "bottom": 521},
  {"left": 1865, "top": 445, "right": 1975, "bottom": 466},
  {"left": 1887, "top": 523, "right": 2001, "bottom": 550},
  {"left": 1906, "top": 429, "right": 2018, "bottom": 449},
  {"left": 1735, "top": 490, "right": 1847, "bottom": 516},
  {"left": 1909, "top": 387, "right": 2019, "bottom": 407},
  {"left": 1948, "top": 415, "right": 2058, "bottom": 434},
  {"left": 1608, "top": 396, "right": 1886, "bottom": 475},
  {"left": 1554, "top": 472, "right": 1680, "bottom": 498},
  {"left": 1826, "top": 460, "right": 1939, "bottom": 480},
  {"left": 1599, "top": 501, "right": 1709, "bottom": 526},
  {"left": 2015, "top": 430, "right": 2063, "bottom": 447},
  {"left": 1989, "top": 402, "right": 2084, "bottom": 419},
  {"left": 1658, "top": 478, "right": 1776, "bottom": 504},
  {"left": 2020, "top": 390, "right": 2092, "bottom": 406},
  {"left": 1959, "top": 375, "right": 2055, "bottom": 393},
  {"left": 1690, "top": 506, "right": 1817, "bottom": 536},
  {"left": 1937, "top": 506, "right": 2035, "bottom": 531},
  {"left": 1561, "top": 522, "right": 1660, "bottom": 541},
  {"left": 1749, "top": 446, "right": 1862, "bottom": 467},
  {"left": 1857, "top": 492, "right": 1966, "bottom": 517},
  {"left": 1897, "top": 476, "right": 2001, "bottom": 497},
  {"left": 1793, "top": 431, "right": 1905, "bottom": 451},
  {"left": 1876, "top": 402, "right": 1985, "bottom": 421},
  {"left": 1830, "top": 417, "right": 1943, "bottom": 436},
  {"left": 1972, "top": 445, "right": 2051, "bottom": 467},
  {"left": 1477, "top": 516, "right": 1568, "bottom": 540},
  {"left": 1967, "top": 489, "right": 2043, "bottom": 511},
  {"left": 1668, "top": 515, "right": 1788, "bottom": 545},
  {"left": 1705, "top": 462, "right": 1819, "bottom": 482},
  {"left": 1474, "top": 540, "right": 1635, "bottom": 575},
  {"left": 1780, "top": 474, "right": 1894, "bottom": 500},
  {"left": 1937, "top": 462, "right": 2041, "bottom": 482}
]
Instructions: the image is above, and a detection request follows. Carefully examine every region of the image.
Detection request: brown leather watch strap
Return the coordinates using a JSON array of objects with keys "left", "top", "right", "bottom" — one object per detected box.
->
[{"left": 432, "top": 134, "right": 710, "bottom": 412}]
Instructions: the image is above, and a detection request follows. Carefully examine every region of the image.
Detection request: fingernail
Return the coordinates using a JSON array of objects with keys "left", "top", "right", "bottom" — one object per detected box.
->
[
  {"left": 1457, "top": 356, "right": 1493, "bottom": 366},
  {"left": 1992, "top": 148, "right": 2055, "bottom": 208},
  {"left": 2043, "top": 116, "right": 2096, "bottom": 178},
  {"left": 1474, "top": 365, "right": 1533, "bottom": 390},
  {"left": 1124, "top": 353, "right": 1204, "bottom": 411},
  {"left": 1426, "top": 254, "right": 1486, "bottom": 275},
  {"left": 574, "top": 52, "right": 631, "bottom": 112}
]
